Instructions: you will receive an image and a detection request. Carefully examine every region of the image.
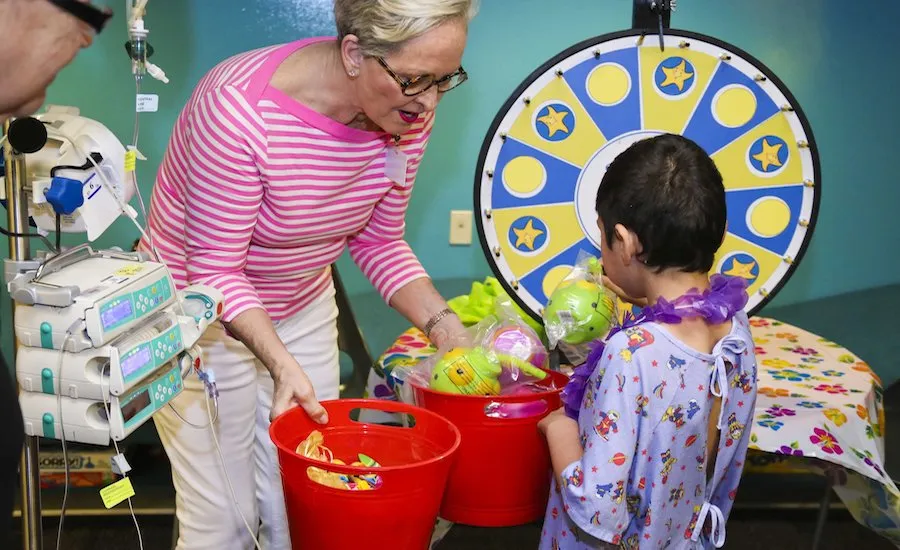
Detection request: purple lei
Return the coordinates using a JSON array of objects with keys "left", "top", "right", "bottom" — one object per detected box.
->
[{"left": 560, "top": 274, "right": 749, "bottom": 419}]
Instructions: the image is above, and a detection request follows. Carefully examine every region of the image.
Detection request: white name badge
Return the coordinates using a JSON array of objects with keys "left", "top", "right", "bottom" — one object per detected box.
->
[{"left": 385, "top": 147, "right": 409, "bottom": 187}]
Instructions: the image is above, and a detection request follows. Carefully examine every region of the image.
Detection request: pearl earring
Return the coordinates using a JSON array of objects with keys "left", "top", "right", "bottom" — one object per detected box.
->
[{"left": 349, "top": 69, "right": 358, "bottom": 78}]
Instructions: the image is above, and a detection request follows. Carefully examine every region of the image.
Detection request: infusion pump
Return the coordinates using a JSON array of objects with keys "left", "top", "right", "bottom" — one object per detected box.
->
[
  {"left": 19, "top": 346, "right": 201, "bottom": 446},
  {"left": 7, "top": 244, "right": 224, "bottom": 445}
]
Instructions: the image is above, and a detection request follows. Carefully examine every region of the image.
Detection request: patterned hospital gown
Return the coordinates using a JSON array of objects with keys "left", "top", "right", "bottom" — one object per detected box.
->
[{"left": 540, "top": 312, "right": 758, "bottom": 549}]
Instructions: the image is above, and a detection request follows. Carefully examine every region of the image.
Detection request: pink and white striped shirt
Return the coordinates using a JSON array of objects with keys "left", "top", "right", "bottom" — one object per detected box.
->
[{"left": 141, "top": 37, "right": 432, "bottom": 323}]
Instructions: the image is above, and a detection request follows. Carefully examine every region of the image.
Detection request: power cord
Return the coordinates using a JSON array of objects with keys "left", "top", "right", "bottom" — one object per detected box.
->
[
  {"left": 0, "top": 226, "right": 55, "bottom": 251},
  {"left": 130, "top": 76, "right": 157, "bottom": 256},
  {"left": 55, "top": 214, "right": 62, "bottom": 253},
  {"left": 55, "top": 324, "right": 145, "bottom": 550},
  {"left": 205, "top": 390, "right": 262, "bottom": 550},
  {"left": 165, "top": 365, "right": 218, "bottom": 429},
  {"left": 100, "top": 381, "right": 144, "bottom": 550},
  {"left": 171, "top": 367, "right": 260, "bottom": 548},
  {"left": 54, "top": 332, "right": 71, "bottom": 550}
]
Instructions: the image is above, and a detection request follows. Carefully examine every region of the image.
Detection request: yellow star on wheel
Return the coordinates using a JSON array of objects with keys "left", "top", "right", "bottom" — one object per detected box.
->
[
  {"left": 723, "top": 259, "right": 757, "bottom": 280},
  {"left": 660, "top": 59, "right": 694, "bottom": 91},
  {"left": 513, "top": 219, "right": 544, "bottom": 250},
  {"left": 537, "top": 106, "right": 570, "bottom": 137},
  {"left": 752, "top": 139, "right": 784, "bottom": 171}
]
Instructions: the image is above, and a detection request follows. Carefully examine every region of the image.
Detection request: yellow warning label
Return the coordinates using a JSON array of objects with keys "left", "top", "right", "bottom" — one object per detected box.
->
[
  {"left": 100, "top": 477, "right": 135, "bottom": 509},
  {"left": 115, "top": 264, "right": 144, "bottom": 277},
  {"left": 124, "top": 150, "right": 137, "bottom": 172}
]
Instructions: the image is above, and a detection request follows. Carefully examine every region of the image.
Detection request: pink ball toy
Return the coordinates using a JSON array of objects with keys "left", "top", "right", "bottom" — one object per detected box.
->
[{"left": 489, "top": 325, "right": 548, "bottom": 371}]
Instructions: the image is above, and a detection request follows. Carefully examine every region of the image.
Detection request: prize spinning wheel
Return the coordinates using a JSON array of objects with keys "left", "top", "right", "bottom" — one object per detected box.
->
[{"left": 474, "top": 22, "right": 821, "bottom": 322}]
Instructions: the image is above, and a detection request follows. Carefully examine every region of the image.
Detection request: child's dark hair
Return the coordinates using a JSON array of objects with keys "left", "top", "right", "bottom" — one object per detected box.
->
[{"left": 594, "top": 133, "right": 726, "bottom": 273}]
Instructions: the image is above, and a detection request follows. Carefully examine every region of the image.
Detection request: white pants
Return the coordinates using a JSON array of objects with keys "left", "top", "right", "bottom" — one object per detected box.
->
[{"left": 155, "top": 286, "right": 340, "bottom": 550}]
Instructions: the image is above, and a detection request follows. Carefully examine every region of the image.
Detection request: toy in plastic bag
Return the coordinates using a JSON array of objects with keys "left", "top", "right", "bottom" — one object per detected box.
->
[
  {"left": 296, "top": 430, "right": 383, "bottom": 491},
  {"left": 543, "top": 251, "right": 618, "bottom": 350},
  {"left": 429, "top": 347, "right": 540, "bottom": 395},
  {"left": 484, "top": 297, "right": 549, "bottom": 371},
  {"left": 391, "top": 300, "right": 551, "bottom": 400}
]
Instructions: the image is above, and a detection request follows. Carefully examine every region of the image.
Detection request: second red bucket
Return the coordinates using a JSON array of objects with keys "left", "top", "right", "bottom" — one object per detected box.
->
[{"left": 411, "top": 369, "right": 569, "bottom": 527}]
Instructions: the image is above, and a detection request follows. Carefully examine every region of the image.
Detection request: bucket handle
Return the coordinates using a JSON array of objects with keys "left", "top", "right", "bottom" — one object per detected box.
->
[
  {"left": 348, "top": 404, "right": 420, "bottom": 430},
  {"left": 484, "top": 399, "right": 550, "bottom": 419}
]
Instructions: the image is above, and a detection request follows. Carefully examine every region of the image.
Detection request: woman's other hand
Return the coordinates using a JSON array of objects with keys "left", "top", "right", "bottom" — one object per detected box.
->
[
  {"left": 271, "top": 362, "right": 328, "bottom": 423},
  {"left": 222, "top": 309, "right": 329, "bottom": 424}
]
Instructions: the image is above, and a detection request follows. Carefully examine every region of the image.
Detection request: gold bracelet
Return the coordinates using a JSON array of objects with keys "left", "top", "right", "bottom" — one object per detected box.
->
[{"left": 423, "top": 308, "right": 454, "bottom": 339}]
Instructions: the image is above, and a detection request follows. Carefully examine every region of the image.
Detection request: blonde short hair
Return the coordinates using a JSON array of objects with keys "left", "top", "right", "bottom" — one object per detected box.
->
[{"left": 334, "top": 0, "right": 479, "bottom": 57}]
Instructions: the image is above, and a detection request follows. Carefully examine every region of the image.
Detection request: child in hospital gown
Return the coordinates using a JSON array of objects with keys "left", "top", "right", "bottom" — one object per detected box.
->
[
  {"left": 540, "top": 317, "right": 757, "bottom": 549},
  {"left": 538, "top": 133, "right": 759, "bottom": 549}
]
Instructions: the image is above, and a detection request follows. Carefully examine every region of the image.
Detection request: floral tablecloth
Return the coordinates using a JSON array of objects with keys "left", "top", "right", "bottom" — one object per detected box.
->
[{"left": 365, "top": 316, "right": 900, "bottom": 545}]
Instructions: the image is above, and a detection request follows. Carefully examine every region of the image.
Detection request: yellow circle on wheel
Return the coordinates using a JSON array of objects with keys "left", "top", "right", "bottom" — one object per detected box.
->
[
  {"left": 587, "top": 63, "right": 631, "bottom": 106},
  {"left": 748, "top": 197, "right": 791, "bottom": 238},
  {"left": 713, "top": 85, "right": 757, "bottom": 128},
  {"left": 542, "top": 265, "right": 574, "bottom": 299},
  {"left": 502, "top": 156, "right": 546, "bottom": 197}
]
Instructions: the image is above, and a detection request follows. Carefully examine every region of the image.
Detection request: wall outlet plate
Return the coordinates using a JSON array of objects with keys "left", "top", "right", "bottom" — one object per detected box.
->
[{"left": 449, "top": 210, "right": 473, "bottom": 245}]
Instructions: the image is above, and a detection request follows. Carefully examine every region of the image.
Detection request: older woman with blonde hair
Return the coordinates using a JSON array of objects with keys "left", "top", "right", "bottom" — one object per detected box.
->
[{"left": 139, "top": 0, "right": 478, "bottom": 547}]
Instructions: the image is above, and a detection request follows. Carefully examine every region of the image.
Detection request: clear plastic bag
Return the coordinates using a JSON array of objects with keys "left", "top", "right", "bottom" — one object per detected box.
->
[
  {"left": 391, "top": 301, "right": 551, "bottom": 401},
  {"left": 543, "top": 250, "right": 619, "bottom": 350}
]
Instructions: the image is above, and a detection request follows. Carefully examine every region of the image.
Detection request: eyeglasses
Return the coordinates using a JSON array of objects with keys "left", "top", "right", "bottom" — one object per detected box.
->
[
  {"left": 46, "top": 0, "right": 113, "bottom": 35},
  {"left": 376, "top": 57, "right": 468, "bottom": 96}
]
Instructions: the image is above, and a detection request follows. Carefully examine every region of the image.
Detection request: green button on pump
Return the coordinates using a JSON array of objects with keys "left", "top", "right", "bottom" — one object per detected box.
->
[
  {"left": 42, "top": 413, "right": 55, "bottom": 438},
  {"left": 40, "top": 322, "right": 53, "bottom": 349},
  {"left": 41, "top": 368, "right": 54, "bottom": 394}
]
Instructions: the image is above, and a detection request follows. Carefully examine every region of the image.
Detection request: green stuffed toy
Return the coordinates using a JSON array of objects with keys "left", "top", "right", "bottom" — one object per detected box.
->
[
  {"left": 430, "top": 347, "right": 548, "bottom": 396},
  {"left": 543, "top": 279, "right": 615, "bottom": 345},
  {"left": 446, "top": 277, "right": 546, "bottom": 340},
  {"left": 586, "top": 257, "right": 603, "bottom": 278}
]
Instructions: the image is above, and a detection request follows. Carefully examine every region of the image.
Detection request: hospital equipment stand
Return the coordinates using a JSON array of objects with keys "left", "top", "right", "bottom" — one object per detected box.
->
[{"left": 3, "top": 118, "right": 43, "bottom": 550}]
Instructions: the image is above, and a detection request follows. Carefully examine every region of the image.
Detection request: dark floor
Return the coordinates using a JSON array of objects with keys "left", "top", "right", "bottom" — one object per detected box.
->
[
  {"left": 440, "top": 510, "right": 894, "bottom": 549},
  {"left": 9, "top": 507, "right": 895, "bottom": 549},
  {"left": 10, "top": 444, "right": 900, "bottom": 549}
]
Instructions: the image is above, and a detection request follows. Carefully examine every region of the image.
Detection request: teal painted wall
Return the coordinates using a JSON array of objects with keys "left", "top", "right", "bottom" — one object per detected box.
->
[{"left": 3, "top": 0, "right": 899, "bottom": 365}]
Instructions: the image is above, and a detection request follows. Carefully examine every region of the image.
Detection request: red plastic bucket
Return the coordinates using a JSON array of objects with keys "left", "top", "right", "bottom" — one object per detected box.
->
[
  {"left": 411, "top": 370, "right": 569, "bottom": 527},
  {"left": 270, "top": 399, "right": 461, "bottom": 550}
]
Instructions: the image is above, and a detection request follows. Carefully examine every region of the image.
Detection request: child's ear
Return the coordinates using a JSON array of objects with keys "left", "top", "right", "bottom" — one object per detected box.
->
[{"left": 614, "top": 223, "right": 640, "bottom": 265}]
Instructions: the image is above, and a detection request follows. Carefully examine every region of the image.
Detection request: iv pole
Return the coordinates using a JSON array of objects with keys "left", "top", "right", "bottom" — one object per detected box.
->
[
  {"left": 3, "top": 118, "right": 42, "bottom": 550},
  {"left": 2, "top": 5, "right": 162, "bottom": 546}
]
